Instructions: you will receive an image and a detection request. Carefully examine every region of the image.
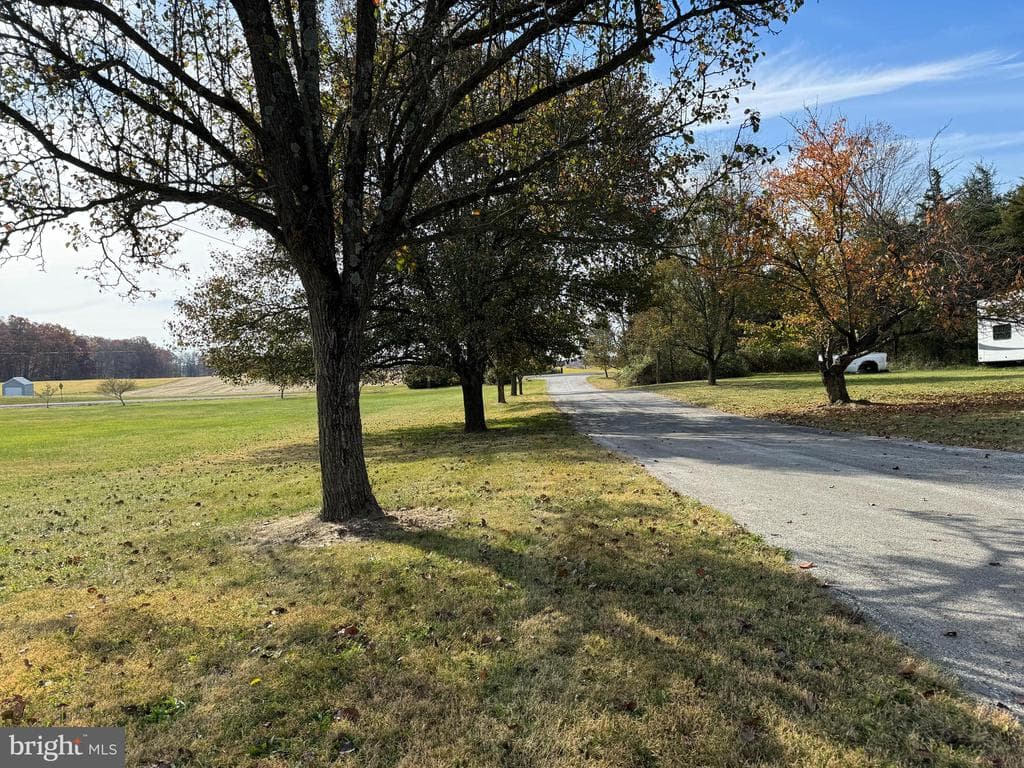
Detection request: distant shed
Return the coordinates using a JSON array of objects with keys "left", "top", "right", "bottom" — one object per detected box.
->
[{"left": 2, "top": 377, "right": 34, "bottom": 397}]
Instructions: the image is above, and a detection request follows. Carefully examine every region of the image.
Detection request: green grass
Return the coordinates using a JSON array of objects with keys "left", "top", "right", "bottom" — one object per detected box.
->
[
  {"left": 595, "top": 368, "right": 1024, "bottom": 451},
  {"left": 0, "top": 384, "right": 1020, "bottom": 766}
]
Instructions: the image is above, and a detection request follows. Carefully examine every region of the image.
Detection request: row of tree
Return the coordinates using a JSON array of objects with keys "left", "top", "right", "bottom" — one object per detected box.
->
[
  {"left": 172, "top": 68, "right": 661, "bottom": 429},
  {"left": 0, "top": 315, "right": 209, "bottom": 381},
  {"left": 0, "top": 0, "right": 808, "bottom": 521},
  {"left": 589, "top": 116, "right": 1024, "bottom": 402}
]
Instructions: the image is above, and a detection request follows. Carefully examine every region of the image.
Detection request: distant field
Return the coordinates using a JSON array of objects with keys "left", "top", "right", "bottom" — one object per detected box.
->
[
  {"left": 128, "top": 376, "right": 313, "bottom": 399},
  {"left": 28, "top": 377, "right": 178, "bottom": 399},
  {"left": 3, "top": 376, "right": 314, "bottom": 402},
  {"left": 594, "top": 367, "right": 1024, "bottom": 451},
  {"left": 1, "top": 385, "right": 1019, "bottom": 764}
]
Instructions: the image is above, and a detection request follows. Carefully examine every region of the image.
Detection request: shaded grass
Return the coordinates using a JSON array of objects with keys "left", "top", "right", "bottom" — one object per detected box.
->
[
  {"left": 595, "top": 368, "right": 1024, "bottom": 451},
  {"left": 0, "top": 384, "right": 1020, "bottom": 766}
]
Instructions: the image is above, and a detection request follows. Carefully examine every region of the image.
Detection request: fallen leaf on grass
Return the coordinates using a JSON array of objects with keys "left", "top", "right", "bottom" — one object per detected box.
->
[
  {"left": 797, "top": 562, "right": 815, "bottom": 570},
  {"left": 333, "top": 707, "right": 360, "bottom": 723},
  {"left": 897, "top": 660, "right": 918, "bottom": 680},
  {"left": 0, "top": 695, "right": 26, "bottom": 723},
  {"left": 335, "top": 737, "right": 357, "bottom": 756}
]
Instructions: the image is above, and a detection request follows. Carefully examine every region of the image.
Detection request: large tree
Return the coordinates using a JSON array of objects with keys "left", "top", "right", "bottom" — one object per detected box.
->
[
  {"left": 759, "top": 117, "right": 928, "bottom": 403},
  {"left": 170, "top": 251, "right": 315, "bottom": 396},
  {"left": 0, "top": 0, "right": 799, "bottom": 520},
  {"left": 760, "top": 116, "right": 1023, "bottom": 403},
  {"left": 662, "top": 172, "right": 763, "bottom": 385}
]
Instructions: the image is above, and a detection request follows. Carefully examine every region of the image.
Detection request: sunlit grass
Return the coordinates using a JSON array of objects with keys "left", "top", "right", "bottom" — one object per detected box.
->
[{"left": 0, "top": 383, "right": 1019, "bottom": 766}]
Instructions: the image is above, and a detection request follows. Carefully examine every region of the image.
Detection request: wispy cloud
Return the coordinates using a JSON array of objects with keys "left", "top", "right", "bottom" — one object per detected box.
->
[
  {"left": 736, "top": 49, "right": 1016, "bottom": 121},
  {"left": 928, "top": 130, "right": 1024, "bottom": 153}
]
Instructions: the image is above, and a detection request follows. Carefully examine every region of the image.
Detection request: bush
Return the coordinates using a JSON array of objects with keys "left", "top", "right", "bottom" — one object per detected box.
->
[
  {"left": 616, "top": 358, "right": 654, "bottom": 386},
  {"left": 739, "top": 339, "right": 817, "bottom": 373},
  {"left": 716, "top": 353, "right": 750, "bottom": 379},
  {"left": 402, "top": 365, "right": 460, "bottom": 389},
  {"left": 618, "top": 352, "right": 749, "bottom": 385}
]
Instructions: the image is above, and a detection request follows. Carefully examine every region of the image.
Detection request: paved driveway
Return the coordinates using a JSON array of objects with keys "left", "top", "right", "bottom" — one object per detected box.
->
[{"left": 544, "top": 374, "right": 1024, "bottom": 714}]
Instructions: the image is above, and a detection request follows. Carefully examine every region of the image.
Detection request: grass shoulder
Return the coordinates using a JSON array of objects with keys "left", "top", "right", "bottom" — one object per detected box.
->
[
  {"left": 634, "top": 367, "right": 1024, "bottom": 452},
  {"left": 0, "top": 384, "right": 1019, "bottom": 765},
  {"left": 586, "top": 373, "right": 622, "bottom": 390}
]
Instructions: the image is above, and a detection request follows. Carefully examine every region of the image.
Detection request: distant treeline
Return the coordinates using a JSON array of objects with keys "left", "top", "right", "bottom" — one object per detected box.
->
[{"left": 0, "top": 315, "right": 211, "bottom": 380}]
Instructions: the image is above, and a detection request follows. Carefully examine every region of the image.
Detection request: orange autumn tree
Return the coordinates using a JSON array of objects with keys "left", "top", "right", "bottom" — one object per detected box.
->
[{"left": 759, "top": 116, "right": 937, "bottom": 404}]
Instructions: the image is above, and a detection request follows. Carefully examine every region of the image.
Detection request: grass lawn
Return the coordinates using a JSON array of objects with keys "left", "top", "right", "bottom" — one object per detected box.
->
[
  {"left": 594, "top": 367, "right": 1024, "bottom": 452},
  {"left": 0, "top": 385, "right": 1020, "bottom": 767},
  {"left": 561, "top": 368, "right": 614, "bottom": 376}
]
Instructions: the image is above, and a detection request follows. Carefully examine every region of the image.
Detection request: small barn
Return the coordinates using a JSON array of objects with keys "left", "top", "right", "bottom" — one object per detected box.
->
[{"left": 2, "top": 377, "right": 34, "bottom": 397}]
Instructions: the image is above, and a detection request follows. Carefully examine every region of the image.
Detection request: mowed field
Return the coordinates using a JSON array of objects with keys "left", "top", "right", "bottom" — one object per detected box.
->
[
  {"left": 0, "top": 386, "right": 1020, "bottom": 766},
  {"left": 6, "top": 376, "right": 315, "bottom": 402},
  {"left": 594, "top": 367, "right": 1024, "bottom": 452}
]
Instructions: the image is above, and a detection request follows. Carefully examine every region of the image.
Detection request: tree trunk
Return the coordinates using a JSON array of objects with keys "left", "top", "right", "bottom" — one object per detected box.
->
[
  {"left": 510, "top": 374, "right": 519, "bottom": 397},
  {"left": 822, "top": 363, "right": 852, "bottom": 404},
  {"left": 518, "top": 374, "right": 525, "bottom": 393},
  {"left": 461, "top": 371, "right": 488, "bottom": 432},
  {"left": 306, "top": 284, "right": 382, "bottom": 522},
  {"left": 497, "top": 374, "right": 507, "bottom": 404},
  {"left": 706, "top": 359, "right": 718, "bottom": 386}
]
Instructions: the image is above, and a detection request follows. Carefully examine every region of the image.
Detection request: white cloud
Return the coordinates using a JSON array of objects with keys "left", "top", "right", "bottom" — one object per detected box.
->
[
  {"left": 928, "top": 130, "right": 1024, "bottom": 154},
  {"left": 0, "top": 226, "right": 225, "bottom": 344},
  {"left": 729, "top": 49, "right": 1016, "bottom": 123}
]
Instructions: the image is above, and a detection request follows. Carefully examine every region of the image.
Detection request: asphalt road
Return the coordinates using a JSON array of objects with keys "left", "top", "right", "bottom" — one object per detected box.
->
[{"left": 545, "top": 373, "right": 1024, "bottom": 715}]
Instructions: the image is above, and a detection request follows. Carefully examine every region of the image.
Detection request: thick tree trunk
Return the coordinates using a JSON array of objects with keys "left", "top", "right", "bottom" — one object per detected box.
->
[
  {"left": 517, "top": 374, "right": 525, "bottom": 393},
  {"left": 461, "top": 371, "right": 488, "bottom": 432},
  {"left": 497, "top": 374, "right": 507, "bottom": 404},
  {"left": 822, "top": 364, "right": 852, "bottom": 404},
  {"left": 510, "top": 374, "right": 519, "bottom": 397},
  {"left": 306, "top": 281, "right": 382, "bottom": 522}
]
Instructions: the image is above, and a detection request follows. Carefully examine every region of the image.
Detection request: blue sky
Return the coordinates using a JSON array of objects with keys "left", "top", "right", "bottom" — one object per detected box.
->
[
  {"left": 722, "top": 0, "right": 1024, "bottom": 184},
  {"left": 2, "top": 0, "right": 1023, "bottom": 344}
]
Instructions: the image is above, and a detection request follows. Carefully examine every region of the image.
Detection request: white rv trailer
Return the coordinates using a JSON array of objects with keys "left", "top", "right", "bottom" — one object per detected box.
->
[{"left": 978, "top": 299, "right": 1024, "bottom": 364}]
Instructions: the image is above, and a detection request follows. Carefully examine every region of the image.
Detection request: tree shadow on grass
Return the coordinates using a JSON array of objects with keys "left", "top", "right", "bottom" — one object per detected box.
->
[
  {"left": 11, "top": 490, "right": 1019, "bottom": 767},
  {"left": 245, "top": 409, "right": 610, "bottom": 470},
  {"left": 6, "top": 390, "right": 1021, "bottom": 766}
]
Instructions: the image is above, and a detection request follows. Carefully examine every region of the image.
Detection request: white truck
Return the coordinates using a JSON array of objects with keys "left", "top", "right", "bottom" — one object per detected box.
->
[
  {"left": 844, "top": 352, "right": 888, "bottom": 374},
  {"left": 819, "top": 352, "right": 889, "bottom": 373}
]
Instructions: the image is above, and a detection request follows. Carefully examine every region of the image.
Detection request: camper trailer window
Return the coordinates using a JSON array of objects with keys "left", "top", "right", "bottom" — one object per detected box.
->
[{"left": 993, "top": 323, "right": 1012, "bottom": 340}]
